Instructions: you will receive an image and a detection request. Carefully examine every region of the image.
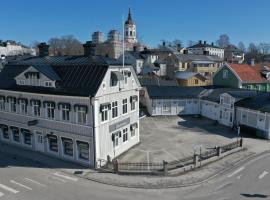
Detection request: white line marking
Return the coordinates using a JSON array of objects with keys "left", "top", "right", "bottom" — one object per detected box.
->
[
  {"left": 54, "top": 173, "right": 78, "bottom": 181},
  {"left": 259, "top": 171, "right": 268, "bottom": 179},
  {"left": 0, "top": 192, "right": 4, "bottom": 197},
  {"left": 228, "top": 167, "right": 245, "bottom": 178},
  {"left": 24, "top": 178, "right": 46, "bottom": 187},
  {"left": 49, "top": 176, "right": 66, "bottom": 183},
  {"left": 0, "top": 183, "right": 19, "bottom": 194},
  {"left": 10, "top": 180, "right": 32, "bottom": 190},
  {"left": 236, "top": 174, "right": 242, "bottom": 179}
]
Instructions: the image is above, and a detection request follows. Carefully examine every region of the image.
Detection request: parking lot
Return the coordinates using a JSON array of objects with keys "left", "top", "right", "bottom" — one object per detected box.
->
[{"left": 118, "top": 115, "right": 270, "bottom": 163}]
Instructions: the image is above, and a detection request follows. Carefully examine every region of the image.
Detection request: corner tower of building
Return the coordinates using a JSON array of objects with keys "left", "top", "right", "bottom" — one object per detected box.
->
[{"left": 124, "top": 8, "right": 137, "bottom": 43}]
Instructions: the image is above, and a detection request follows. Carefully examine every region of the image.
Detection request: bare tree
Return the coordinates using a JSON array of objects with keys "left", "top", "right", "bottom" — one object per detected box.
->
[
  {"left": 258, "top": 42, "right": 270, "bottom": 55},
  {"left": 248, "top": 42, "right": 259, "bottom": 53},
  {"left": 216, "top": 34, "right": 230, "bottom": 48},
  {"left": 238, "top": 42, "right": 246, "bottom": 52},
  {"left": 172, "top": 39, "right": 183, "bottom": 48},
  {"left": 187, "top": 40, "right": 196, "bottom": 47},
  {"left": 48, "top": 35, "right": 83, "bottom": 56}
]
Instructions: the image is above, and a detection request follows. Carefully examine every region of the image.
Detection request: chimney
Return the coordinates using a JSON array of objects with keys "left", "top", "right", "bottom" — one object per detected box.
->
[
  {"left": 83, "top": 41, "right": 95, "bottom": 56},
  {"left": 204, "top": 41, "right": 206, "bottom": 45},
  {"left": 199, "top": 40, "right": 202, "bottom": 44},
  {"left": 251, "top": 58, "right": 255, "bottom": 66},
  {"left": 162, "top": 41, "right": 166, "bottom": 46},
  {"left": 211, "top": 42, "right": 214, "bottom": 46},
  {"left": 133, "top": 46, "right": 137, "bottom": 52},
  {"left": 38, "top": 42, "right": 49, "bottom": 57}
]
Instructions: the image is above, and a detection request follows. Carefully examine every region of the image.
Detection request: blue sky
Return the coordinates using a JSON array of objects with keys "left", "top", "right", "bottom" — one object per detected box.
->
[{"left": 1, "top": 0, "right": 269, "bottom": 47}]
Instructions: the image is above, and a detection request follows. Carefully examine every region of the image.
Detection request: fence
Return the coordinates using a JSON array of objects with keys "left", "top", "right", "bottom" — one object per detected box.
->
[{"left": 101, "top": 138, "right": 243, "bottom": 175}]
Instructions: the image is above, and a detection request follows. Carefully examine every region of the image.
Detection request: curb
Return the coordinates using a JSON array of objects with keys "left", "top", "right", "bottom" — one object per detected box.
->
[{"left": 78, "top": 150, "right": 268, "bottom": 189}]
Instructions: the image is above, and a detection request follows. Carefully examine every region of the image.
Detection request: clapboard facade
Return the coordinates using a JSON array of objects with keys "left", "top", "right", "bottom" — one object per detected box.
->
[{"left": 0, "top": 44, "right": 140, "bottom": 167}]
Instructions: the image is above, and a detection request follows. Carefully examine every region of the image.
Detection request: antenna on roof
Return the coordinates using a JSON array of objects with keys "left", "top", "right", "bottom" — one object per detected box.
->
[{"left": 122, "top": 14, "right": 125, "bottom": 68}]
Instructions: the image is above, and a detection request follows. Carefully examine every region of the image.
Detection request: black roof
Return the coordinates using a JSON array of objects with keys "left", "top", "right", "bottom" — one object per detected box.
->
[
  {"left": 0, "top": 55, "right": 121, "bottom": 96},
  {"left": 146, "top": 85, "right": 206, "bottom": 99},
  {"left": 188, "top": 42, "right": 222, "bottom": 49},
  {"left": 235, "top": 93, "right": 270, "bottom": 112}
]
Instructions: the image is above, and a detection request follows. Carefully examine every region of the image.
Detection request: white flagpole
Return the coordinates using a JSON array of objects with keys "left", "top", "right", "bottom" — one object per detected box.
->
[{"left": 122, "top": 14, "right": 125, "bottom": 68}]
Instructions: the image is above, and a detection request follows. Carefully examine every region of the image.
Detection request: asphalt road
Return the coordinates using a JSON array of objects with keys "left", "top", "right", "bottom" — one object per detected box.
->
[{"left": 1, "top": 150, "right": 270, "bottom": 200}]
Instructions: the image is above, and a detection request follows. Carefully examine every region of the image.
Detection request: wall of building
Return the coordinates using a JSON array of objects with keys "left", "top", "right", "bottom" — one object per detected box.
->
[
  {"left": 213, "top": 65, "right": 241, "bottom": 88},
  {"left": 177, "top": 76, "right": 207, "bottom": 87}
]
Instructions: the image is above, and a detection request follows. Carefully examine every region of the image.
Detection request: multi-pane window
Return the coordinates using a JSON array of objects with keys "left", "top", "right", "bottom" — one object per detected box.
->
[
  {"left": 112, "top": 131, "right": 120, "bottom": 148},
  {"left": 130, "top": 123, "right": 137, "bottom": 137},
  {"left": 60, "top": 104, "right": 70, "bottom": 121},
  {"left": 8, "top": 97, "right": 16, "bottom": 112},
  {"left": 62, "top": 138, "right": 73, "bottom": 156},
  {"left": 123, "top": 128, "right": 128, "bottom": 142},
  {"left": 48, "top": 135, "right": 58, "bottom": 152},
  {"left": 0, "top": 96, "right": 5, "bottom": 111},
  {"left": 11, "top": 127, "right": 20, "bottom": 142},
  {"left": 130, "top": 96, "right": 137, "bottom": 111},
  {"left": 76, "top": 106, "right": 87, "bottom": 124},
  {"left": 101, "top": 104, "right": 109, "bottom": 122},
  {"left": 45, "top": 102, "right": 55, "bottom": 119},
  {"left": 122, "top": 99, "right": 127, "bottom": 114},
  {"left": 32, "top": 100, "right": 41, "bottom": 117},
  {"left": 77, "top": 141, "right": 89, "bottom": 160},
  {"left": 19, "top": 99, "right": 27, "bottom": 114},
  {"left": 112, "top": 101, "right": 118, "bottom": 118},
  {"left": 2, "top": 126, "right": 9, "bottom": 139},
  {"left": 22, "top": 129, "right": 31, "bottom": 145}
]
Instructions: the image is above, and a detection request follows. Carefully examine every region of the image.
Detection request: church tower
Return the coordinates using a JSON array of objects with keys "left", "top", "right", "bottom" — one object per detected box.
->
[{"left": 124, "top": 8, "right": 137, "bottom": 43}]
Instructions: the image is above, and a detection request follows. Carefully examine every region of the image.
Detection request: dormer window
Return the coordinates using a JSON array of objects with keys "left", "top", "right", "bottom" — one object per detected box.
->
[
  {"left": 44, "top": 81, "right": 53, "bottom": 87},
  {"left": 110, "top": 71, "right": 124, "bottom": 87}
]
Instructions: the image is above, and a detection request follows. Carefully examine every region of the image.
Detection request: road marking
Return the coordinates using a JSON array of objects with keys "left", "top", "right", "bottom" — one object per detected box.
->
[
  {"left": 48, "top": 176, "right": 66, "bottom": 183},
  {"left": 24, "top": 178, "right": 46, "bottom": 187},
  {"left": 54, "top": 173, "right": 78, "bottom": 181},
  {"left": 0, "top": 192, "right": 4, "bottom": 197},
  {"left": 259, "top": 171, "right": 268, "bottom": 179},
  {"left": 0, "top": 183, "right": 19, "bottom": 194},
  {"left": 227, "top": 167, "right": 245, "bottom": 178},
  {"left": 236, "top": 174, "right": 242, "bottom": 179},
  {"left": 10, "top": 180, "right": 32, "bottom": 190}
]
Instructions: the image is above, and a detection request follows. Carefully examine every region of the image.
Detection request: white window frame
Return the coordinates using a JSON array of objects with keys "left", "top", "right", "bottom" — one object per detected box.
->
[
  {"left": 0, "top": 98, "right": 5, "bottom": 111},
  {"left": 76, "top": 106, "right": 87, "bottom": 124},
  {"left": 61, "top": 137, "right": 74, "bottom": 157},
  {"left": 33, "top": 102, "right": 41, "bottom": 117},
  {"left": 44, "top": 81, "right": 53, "bottom": 87},
  {"left": 122, "top": 99, "right": 128, "bottom": 114},
  {"left": 123, "top": 128, "right": 128, "bottom": 143},
  {"left": 61, "top": 104, "right": 70, "bottom": 121},
  {"left": 112, "top": 101, "right": 118, "bottom": 118},
  {"left": 45, "top": 103, "right": 55, "bottom": 119},
  {"left": 19, "top": 100, "right": 27, "bottom": 115},
  {"left": 101, "top": 105, "right": 109, "bottom": 122}
]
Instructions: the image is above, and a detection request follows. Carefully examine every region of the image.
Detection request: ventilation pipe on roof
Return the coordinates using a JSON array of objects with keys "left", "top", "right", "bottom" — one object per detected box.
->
[
  {"left": 204, "top": 41, "right": 206, "bottom": 45},
  {"left": 211, "top": 42, "right": 214, "bottom": 46},
  {"left": 38, "top": 42, "right": 49, "bottom": 57},
  {"left": 199, "top": 40, "right": 202, "bottom": 44}
]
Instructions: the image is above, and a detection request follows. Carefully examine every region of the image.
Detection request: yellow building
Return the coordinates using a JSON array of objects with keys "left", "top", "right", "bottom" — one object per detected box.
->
[{"left": 175, "top": 71, "right": 209, "bottom": 86}]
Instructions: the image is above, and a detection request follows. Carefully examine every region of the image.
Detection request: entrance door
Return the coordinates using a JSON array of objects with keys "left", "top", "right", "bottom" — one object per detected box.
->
[{"left": 35, "top": 131, "right": 44, "bottom": 152}]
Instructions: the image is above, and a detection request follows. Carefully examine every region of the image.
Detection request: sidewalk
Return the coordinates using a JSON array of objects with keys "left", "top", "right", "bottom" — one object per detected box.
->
[{"left": 0, "top": 142, "right": 259, "bottom": 189}]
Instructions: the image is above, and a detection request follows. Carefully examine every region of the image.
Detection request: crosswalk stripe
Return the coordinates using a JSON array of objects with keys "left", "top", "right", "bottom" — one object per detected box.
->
[
  {"left": 10, "top": 180, "right": 32, "bottom": 190},
  {"left": 24, "top": 178, "right": 46, "bottom": 187},
  {"left": 259, "top": 171, "right": 268, "bottom": 179},
  {"left": 0, "top": 192, "right": 4, "bottom": 197},
  {"left": 54, "top": 173, "right": 78, "bottom": 181},
  {"left": 228, "top": 167, "right": 245, "bottom": 178},
  {"left": 0, "top": 183, "right": 19, "bottom": 194}
]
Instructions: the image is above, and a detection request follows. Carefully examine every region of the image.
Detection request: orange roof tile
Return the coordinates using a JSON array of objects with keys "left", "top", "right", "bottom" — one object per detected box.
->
[{"left": 229, "top": 63, "right": 270, "bottom": 83}]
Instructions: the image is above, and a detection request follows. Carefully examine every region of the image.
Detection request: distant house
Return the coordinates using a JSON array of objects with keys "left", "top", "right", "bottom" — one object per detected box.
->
[
  {"left": 175, "top": 71, "right": 208, "bottom": 86},
  {"left": 213, "top": 63, "right": 270, "bottom": 92},
  {"left": 224, "top": 45, "right": 245, "bottom": 63},
  {"left": 187, "top": 40, "right": 224, "bottom": 59},
  {"left": 118, "top": 50, "right": 145, "bottom": 74},
  {"left": 166, "top": 53, "right": 223, "bottom": 80}
]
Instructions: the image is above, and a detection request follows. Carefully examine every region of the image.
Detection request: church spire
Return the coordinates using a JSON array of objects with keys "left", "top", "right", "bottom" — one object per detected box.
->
[{"left": 125, "top": 8, "right": 134, "bottom": 25}]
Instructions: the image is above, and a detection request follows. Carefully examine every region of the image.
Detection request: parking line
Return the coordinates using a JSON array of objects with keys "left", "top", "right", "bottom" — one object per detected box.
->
[
  {"left": 0, "top": 192, "right": 4, "bottom": 197},
  {"left": 54, "top": 173, "right": 78, "bottom": 181},
  {"left": 163, "top": 149, "right": 178, "bottom": 160},
  {"left": 10, "top": 180, "right": 32, "bottom": 190},
  {"left": 24, "top": 178, "right": 46, "bottom": 187},
  {"left": 49, "top": 176, "right": 67, "bottom": 183},
  {"left": 227, "top": 167, "right": 245, "bottom": 178},
  {"left": 259, "top": 171, "right": 268, "bottom": 179},
  {"left": 0, "top": 183, "right": 19, "bottom": 194}
]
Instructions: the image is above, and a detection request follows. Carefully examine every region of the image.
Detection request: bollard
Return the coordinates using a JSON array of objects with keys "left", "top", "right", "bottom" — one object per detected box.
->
[
  {"left": 217, "top": 146, "right": 222, "bottom": 156},
  {"left": 163, "top": 160, "right": 168, "bottom": 175},
  {"left": 113, "top": 159, "right": 118, "bottom": 174},
  {"left": 240, "top": 138, "right": 243, "bottom": 147},
  {"left": 193, "top": 154, "right": 199, "bottom": 167}
]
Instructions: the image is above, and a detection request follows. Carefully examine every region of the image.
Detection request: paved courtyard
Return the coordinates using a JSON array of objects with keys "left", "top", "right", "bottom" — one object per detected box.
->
[{"left": 118, "top": 116, "right": 270, "bottom": 163}]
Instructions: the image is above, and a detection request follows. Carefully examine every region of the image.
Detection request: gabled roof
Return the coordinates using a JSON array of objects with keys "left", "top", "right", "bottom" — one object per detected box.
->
[
  {"left": 139, "top": 76, "right": 178, "bottom": 86},
  {"left": 235, "top": 93, "right": 270, "bottom": 112},
  {"left": 146, "top": 85, "right": 206, "bottom": 99},
  {"left": 188, "top": 42, "right": 222, "bottom": 49},
  {"left": 174, "top": 54, "right": 223, "bottom": 62},
  {"left": 0, "top": 55, "right": 116, "bottom": 96},
  {"left": 227, "top": 63, "right": 270, "bottom": 83}
]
